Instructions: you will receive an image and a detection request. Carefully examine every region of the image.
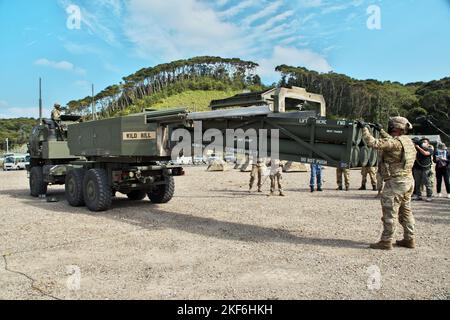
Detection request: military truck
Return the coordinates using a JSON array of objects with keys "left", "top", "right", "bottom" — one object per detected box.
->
[
  {"left": 27, "top": 111, "right": 185, "bottom": 212},
  {"left": 27, "top": 87, "right": 375, "bottom": 212}
]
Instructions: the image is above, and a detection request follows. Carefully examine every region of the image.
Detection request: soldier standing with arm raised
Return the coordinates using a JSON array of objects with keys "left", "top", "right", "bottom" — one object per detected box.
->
[{"left": 359, "top": 117, "right": 417, "bottom": 250}]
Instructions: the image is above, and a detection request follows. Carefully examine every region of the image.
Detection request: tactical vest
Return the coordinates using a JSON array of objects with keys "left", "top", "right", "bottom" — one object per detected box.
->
[{"left": 381, "top": 135, "right": 415, "bottom": 180}]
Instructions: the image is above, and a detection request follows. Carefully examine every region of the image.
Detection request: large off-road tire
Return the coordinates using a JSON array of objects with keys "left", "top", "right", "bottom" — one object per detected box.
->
[
  {"left": 83, "top": 168, "right": 112, "bottom": 212},
  {"left": 127, "top": 190, "right": 147, "bottom": 201},
  {"left": 30, "top": 166, "right": 47, "bottom": 197},
  {"left": 147, "top": 176, "right": 175, "bottom": 204},
  {"left": 65, "top": 168, "right": 86, "bottom": 207}
]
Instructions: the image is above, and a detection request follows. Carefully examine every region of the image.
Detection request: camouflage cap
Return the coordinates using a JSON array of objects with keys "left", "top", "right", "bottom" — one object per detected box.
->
[
  {"left": 54, "top": 103, "right": 61, "bottom": 108},
  {"left": 388, "top": 116, "right": 412, "bottom": 131}
]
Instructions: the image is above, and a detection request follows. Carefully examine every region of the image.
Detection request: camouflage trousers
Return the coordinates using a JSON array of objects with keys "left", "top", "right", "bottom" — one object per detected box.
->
[
  {"left": 380, "top": 177, "right": 415, "bottom": 241},
  {"left": 376, "top": 171, "right": 384, "bottom": 192},
  {"left": 249, "top": 165, "right": 263, "bottom": 190},
  {"left": 361, "top": 166, "right": 377, "bottom": 187},
  {"left": 270, "top": 172, "right": 283, "bottom": 193},
  {"left": 413, "top": 167, "right": 434, "bottom": 198},
  {"left": 336, "top": 168, "right": 350, "bottom": 188}
]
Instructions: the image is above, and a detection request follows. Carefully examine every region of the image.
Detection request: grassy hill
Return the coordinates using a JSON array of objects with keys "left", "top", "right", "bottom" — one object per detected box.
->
[{"left": 149, "top": 89, "right": 243, "bottom": 112}]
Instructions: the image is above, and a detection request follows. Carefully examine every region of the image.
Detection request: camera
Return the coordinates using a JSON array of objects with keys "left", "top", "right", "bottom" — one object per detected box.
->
[{"left": 412, "top": 137, "right": 422, "bottom": 146}]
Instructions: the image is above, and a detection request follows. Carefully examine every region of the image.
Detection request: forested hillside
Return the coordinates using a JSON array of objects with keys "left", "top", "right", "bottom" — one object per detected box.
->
[
  {"left": 0, "top": 118, "right": 36, "bottom": 152},
  {"left": 66, "top": 56, "right": 263, "bottom": 117},
  {"left": 1, "top": 56, "right": 449, "bottom": 152}
]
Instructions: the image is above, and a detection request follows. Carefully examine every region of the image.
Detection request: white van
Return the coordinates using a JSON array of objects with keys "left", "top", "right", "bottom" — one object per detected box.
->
[{"left": 3, "top": 154, "right": 28, "bottom": 171}]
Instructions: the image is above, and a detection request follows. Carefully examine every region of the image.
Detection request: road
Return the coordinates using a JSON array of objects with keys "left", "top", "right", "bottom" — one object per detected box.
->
[{"left": 0, "top": 167, "right": 449, "bottom": 299}]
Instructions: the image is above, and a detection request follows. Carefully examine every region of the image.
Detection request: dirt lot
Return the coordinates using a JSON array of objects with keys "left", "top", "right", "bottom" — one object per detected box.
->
[{"left": 0, "top": 167, "right": 449, "bottom": 300}]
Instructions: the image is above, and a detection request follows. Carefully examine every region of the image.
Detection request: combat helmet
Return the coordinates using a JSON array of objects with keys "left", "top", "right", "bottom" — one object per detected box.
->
[{"left": 388, "top": 116, "right": 412, "bottom": 133}]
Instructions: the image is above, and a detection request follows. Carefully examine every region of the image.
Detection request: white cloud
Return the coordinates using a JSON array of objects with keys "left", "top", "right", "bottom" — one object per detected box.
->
[
  {"left": 256, "top": 10, "right": 295, "bottom": 31},
  {"left": 243, "top": 1, "right": 283, "bottom": 26},
  {"left": 58, "top": 0, "right": 121, "bottom": 46},
  {"left": 34, "top": 58, "right": 86, "bottom": 75},
  {"left": 124, "top": 0, "right": 245, "bottom": 60},
  {"left": 219, "top": 0, "right": 257, "bottom": 18},
  {"left": 258, "top": 46, "right": 332, "bottom": 83}
]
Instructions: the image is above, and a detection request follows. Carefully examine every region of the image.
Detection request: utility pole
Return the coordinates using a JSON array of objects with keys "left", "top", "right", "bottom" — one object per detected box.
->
[
  {"left": 39, "top": 78, "right": 43, "bottom": 124},
  {"left": 91, "top": 84, "right": 96, "bottom": 120}
]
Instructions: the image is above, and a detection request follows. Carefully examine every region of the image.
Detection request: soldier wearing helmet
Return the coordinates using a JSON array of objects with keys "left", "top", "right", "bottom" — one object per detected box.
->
[
  {"left": 51, "top": 103, "right": 62, "bottom": 122},
  {"left": 358, "top": 117, "right": 416, "bottom": 250}
]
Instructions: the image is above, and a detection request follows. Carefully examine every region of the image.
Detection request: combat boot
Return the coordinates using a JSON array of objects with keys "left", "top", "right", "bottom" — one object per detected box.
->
[
  {"left": 279, "top": 192, "right": 285, "bottom": 197},
  {"left": 310, "top": 186, "right": 314, "bottom": 193},
  {"left": 395, "top": 239, "right": 415, "bottom": 249},
  {"left": 369, "top": 240, "right": 393, "bottom": 250},
  {"left": 358, "top": 185, "right": 366, "bottom": 190},
  {"left": 257, "top": 187, "right": 262, "bottom": 193},
  {"left": 372, "top": 185, "right": 377, "bottom": 191},
  {"left": 345, "top": 186, "right": 349, "bottom": 191},
  {"left": 317, "top": 187, "right": 323, "bottom": 192},
  {"left": 336, "top": 186, "right": 343, "bottom": 191}
]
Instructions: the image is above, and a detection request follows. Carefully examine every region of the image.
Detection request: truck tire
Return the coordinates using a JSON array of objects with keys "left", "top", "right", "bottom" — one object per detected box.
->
[
  {"left": 83, "top": 168, "right": 112, "bottom": 212},
  {"left": 30, "top": 166, "right": 47, "bottom": 197},
  {"left": 147, "top": 176, "right": 175, "bottom": 204},
  {"left": 127, "top": 190, "right": 147, "bottom": 201},
  {"left": 65, "top": 169, "right": 86, "bottom": 207}
]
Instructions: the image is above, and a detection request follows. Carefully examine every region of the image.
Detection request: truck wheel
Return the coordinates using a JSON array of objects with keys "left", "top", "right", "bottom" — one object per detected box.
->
[
  {"left": 83, "top": 168, "right": 112, "bottom": 212},
  {"left": 147, "top": 176, "right": 175, "bottom": 204},
  {"left": 65, "top": 169, "right": 86, "bottom": 207},
  {"left": 30, "top": 166, "right": 47, "bottom": 197},
  {"left": 127, "top": 190, "right": 147, "bottom": 201}
]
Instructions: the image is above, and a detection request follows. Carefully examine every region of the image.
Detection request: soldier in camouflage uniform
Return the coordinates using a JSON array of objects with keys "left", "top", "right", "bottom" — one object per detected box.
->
[
  {"left": 359, "top": 166, "right": 377, "bottom": 191},
  {"left": 249, "top": 159, "right": 264, "bottom": 193},
  {"left": 269, "top": 159, "right": 285, "bottom": 196},
  {"left": 336, "top": 168, "right": 350, "bottom": 191},
  {"left": 51, "top": 103, "right": 62, "bottom": 122},
  {"left": 360, "top": 117, "right": 416, "bottom": 250},
  {"left": 375, "top": 127, "right": 392, "bottom": 198}
]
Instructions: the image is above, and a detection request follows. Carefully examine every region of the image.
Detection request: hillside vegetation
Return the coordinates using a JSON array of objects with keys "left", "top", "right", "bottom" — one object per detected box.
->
[
  {"left": 0, "top": 118, "right": 36, "bottom": 152},
  {"left": 1, "top": 56, "right": 449, "bottom": 151}
]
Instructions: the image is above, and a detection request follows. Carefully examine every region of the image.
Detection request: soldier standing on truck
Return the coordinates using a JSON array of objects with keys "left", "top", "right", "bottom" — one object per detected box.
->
[
  {"left": 359, "top": 116, "right": 416, "bottom": 250},
  {"left": 51, "top": 103, "right": 62, "bottom": 121}
]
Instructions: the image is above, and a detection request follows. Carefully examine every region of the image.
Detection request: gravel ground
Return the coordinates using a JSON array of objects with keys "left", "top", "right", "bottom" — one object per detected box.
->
[{"left": 0, "top": 167, "right": 449, "bottom": 300}]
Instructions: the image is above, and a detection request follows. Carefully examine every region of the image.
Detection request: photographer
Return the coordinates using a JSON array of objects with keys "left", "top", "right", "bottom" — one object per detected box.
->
[{"left": 412, "top": 138, "right": 435, "bottom": 202}]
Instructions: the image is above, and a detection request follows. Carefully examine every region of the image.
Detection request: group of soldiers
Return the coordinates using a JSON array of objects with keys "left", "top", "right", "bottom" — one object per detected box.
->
[
  {"left": 248, "top": 116, "right": 418, "bottom": 251},
  {"left": 249, "top": 159, "right": 285, "bottom": 197}
]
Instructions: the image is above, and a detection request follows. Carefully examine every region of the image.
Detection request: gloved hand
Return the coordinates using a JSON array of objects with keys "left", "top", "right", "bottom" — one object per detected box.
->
[
  {"left": 372, "top": 123, "right": 383, "bottom": 132},
  {"left": 356, "top": 120, "right": 368, "bottom": 129}
]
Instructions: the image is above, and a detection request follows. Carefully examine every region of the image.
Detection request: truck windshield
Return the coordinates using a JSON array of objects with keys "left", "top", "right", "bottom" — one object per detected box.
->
[{"left": 5, "top": 157, "right": 14, "bottom": 163}]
